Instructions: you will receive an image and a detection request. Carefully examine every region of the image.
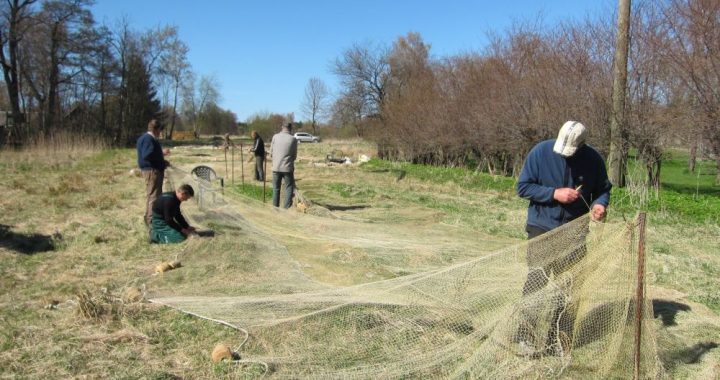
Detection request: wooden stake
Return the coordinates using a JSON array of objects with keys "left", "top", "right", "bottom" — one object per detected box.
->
[
  {"left": 224, "top": 148, "right": 228, "bottom": 179},
  {"left": 634, "top": 212, "right": 647, "bottom": 380}
]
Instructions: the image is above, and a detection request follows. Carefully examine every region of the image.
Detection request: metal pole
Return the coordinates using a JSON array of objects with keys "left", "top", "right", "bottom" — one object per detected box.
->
[
  {"left": 634, "top": 212, "right": 647, "bottom": 380},
  {"left": 239, "top": 141, "right": 244, "bottom": 186},
  {"left": 263, "top": 152, "right": 267, "bottom": 203}
]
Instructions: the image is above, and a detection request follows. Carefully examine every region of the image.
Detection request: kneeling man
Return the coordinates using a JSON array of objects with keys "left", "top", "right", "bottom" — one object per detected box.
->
[{"left": 150, "top": 184, "right": 196, "bottom": 244}]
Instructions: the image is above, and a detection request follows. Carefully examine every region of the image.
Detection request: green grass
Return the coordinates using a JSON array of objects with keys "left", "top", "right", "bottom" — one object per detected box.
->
[
  {"left": 362, "top": 158, "right": 517, "bottom": 192},
  {"left": 232, "top": 182, "right": 268, "bottom": 201},
  {"left": 362, "top": 153, "right": 720, "bottom": 226},
  {"left": 610, "top": 150, "right": 720, "bottom": 224},
  {"left": 660, "top": 149, "right": 719, "bottom": 195}
]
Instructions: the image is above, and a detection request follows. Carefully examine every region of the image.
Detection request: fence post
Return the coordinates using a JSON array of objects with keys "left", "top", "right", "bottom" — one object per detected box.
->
[{"left": 634, "top": 212, "right": 647, "bottom": 380}]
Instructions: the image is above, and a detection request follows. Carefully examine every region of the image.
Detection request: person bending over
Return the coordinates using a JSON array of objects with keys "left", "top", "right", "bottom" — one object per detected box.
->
[
  {"left": 514, "top": 120, "right": 612, "bottom": 355},
  {"left": 150, "top": 184, "right": 196, "bottom": 244}
]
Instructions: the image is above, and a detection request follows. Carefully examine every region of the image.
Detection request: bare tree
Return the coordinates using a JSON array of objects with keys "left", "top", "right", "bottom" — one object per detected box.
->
[
  {"left": 330, "top": 83, "right": 367, "bottom": 137},
  {"left": 88, "top": 25, "right": 118, "bottom": 135},
  {"left": 332, "top": 41, "right": 389, "bottom": 119},
  {"left": 19, "top": 0, "right": 95, "bottom": 135},
  {"left": 0, "top": 0, "right": 37, "bottom": 144},
  {"left": 181, "top": 73, "right": 219, "bottom": 137},
  {"left": 384, "top": 32, "right": 439, "bottom": 163},
  {"left": 660, "top": 0, "right": 720, "bottom": 184},
  {"left": 156, "top": 27, "right": 189, "bottom": 139},
  {"left": 300, "top": 77, "right": 328, "bottom": 135}
]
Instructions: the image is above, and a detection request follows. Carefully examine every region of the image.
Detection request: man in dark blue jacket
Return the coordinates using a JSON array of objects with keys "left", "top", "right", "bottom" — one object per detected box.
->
[
  {"left": 515, "top": 120, "right": 612, "bottom": 355},
  {"left": 517, "top": 120, "right": 611, "bottom": 232},
  {"left": 137, "top": 119, "right": 170, "bottom": 226}
]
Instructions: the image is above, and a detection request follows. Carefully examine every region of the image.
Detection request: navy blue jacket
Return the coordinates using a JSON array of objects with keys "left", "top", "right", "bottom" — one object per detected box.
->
[
  {"left": 516, "top": 140, "right": 611, "bottom": 231},
  {"left": 252, "top": 136, "right": 265, "bottom": 156},
  {"left": 136, "top": 132, "right": 167, "bottom": 171}
]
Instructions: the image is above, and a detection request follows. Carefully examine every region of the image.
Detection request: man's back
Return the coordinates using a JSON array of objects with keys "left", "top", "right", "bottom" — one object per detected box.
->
[
  {"left": 136, "top": 132, "right": 165, "bottom": 171},
  {"left": 270, "top": 131, "right": 297, "bottom": 172}
]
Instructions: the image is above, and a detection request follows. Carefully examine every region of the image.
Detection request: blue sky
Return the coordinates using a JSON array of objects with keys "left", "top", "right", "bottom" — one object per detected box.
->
[{"left": 91, "top": 0, "right": 613, "bottom": 122}]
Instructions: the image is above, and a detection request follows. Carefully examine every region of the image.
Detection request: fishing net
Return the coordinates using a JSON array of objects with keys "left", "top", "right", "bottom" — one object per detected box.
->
[{"left": 147, "top": 167, "right": 662, "bottom": 379}]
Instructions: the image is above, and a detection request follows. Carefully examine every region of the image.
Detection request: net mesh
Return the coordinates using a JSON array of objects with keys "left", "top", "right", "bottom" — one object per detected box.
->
[{"left": 147, "top": 167, "right": 663, "bottom": 379}]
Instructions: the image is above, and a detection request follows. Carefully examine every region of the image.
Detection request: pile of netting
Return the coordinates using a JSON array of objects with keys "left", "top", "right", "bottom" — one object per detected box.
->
[{"left": 147, "top": 167, "right": 663, "bottom": 379}]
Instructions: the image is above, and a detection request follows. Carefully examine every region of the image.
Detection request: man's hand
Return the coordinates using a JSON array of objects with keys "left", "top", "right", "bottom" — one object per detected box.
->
[
  {"left": 591, "top": 204, "right": 607, "bottom": 221},
  {"left": 163, "top": 148, "right": 170, "bottom": 156},
  {"left": 553, "top": 188, "right": 580, "bottom": 204}
]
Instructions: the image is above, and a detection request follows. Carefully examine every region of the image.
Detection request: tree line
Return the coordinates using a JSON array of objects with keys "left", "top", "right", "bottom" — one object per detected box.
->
[
  {"left": 328, "top": 0, "right": 720, "bottom": 186},
  {"left": 3, "top": 1, "right": 718, "bottom": 186},
  {"left": 0, "top": 0, "right": 236, "bottom": 147}
]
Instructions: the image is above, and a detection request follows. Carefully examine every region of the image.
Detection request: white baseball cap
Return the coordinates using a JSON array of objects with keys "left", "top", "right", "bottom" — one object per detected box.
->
[{"left": 553, "top": 121, "right": 587, "bottom": 157}]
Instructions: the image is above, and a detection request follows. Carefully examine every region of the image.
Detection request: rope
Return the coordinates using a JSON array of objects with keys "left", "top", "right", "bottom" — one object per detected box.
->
[
  {"left": 118, "top": 166, "right": 269, "bottom": 376},
  {"left": 147, "top": 299, "right": 269, "bottom": 377}
]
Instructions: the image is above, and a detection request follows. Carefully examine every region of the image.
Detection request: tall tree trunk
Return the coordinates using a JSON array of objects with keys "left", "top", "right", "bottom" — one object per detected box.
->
[
  {"left": 0, "top": 0, "right": 35, "bottom": 145},
  {"left": 99, "top": 67, "right": 107, "bottom": 134},
  {"left": 168, "top": 80, "right": 180, "bottom": 140},
  {"left": 647, "top": 160, "right": 661, "bottom": 190},
  {"left": 46, "top": 46, "right": 60, "bottom": 136},
  {"left": 608, "top": 0, "right": 631, "bottom": 188}
]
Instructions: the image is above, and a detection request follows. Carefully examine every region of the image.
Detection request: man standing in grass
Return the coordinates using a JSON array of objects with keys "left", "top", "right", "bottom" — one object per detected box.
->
[
  {"left": 515, "top": 120, "right": 612, "bottom": 355},
  {"left": 137, "top": 119, "right": 170, "bottom": 226},
  {"left": 517, "top": 121, "right": 611, "bottom": 234},
  {"left": 150, "top": 184, "right": 196, "bottom": 244},
  {"left": 270, "top": 123, "right": 298, "bottom": 208},
  {"left": 250, "top": 130, "right": 266, "bottom": 181}
]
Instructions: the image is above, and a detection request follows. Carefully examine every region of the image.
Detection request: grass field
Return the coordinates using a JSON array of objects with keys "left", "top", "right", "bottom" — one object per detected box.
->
[{"left": 1, "top": 138, "right": 718, "bottom": 378}]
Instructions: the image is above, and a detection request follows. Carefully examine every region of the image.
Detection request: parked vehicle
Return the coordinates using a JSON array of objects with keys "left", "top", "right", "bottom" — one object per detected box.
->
[{"left": 293, "top": 132, "right": 321, "bottom": 143}]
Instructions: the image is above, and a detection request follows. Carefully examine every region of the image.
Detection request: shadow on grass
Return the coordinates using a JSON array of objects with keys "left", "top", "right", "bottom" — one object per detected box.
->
[
  {"left": 653, "top": 299, "right": 691, "bottom": 326},
  {"left": 314, "top": 202, "right": 370, "bottom": 211},
  {"left": 662, "top": 342, "right": 719, "bottom": 371},
  {"left": 196, "top": 230, "right": 215, "bottom": 237},
  {"left": 0, "top": 224, "right": 54, "bottom": 255},
  {"left": 570, "top": 298, "right": 691, "bottom": 348},
  {"left": 367, "top": 168, "right": 407, "bottom": 181}
]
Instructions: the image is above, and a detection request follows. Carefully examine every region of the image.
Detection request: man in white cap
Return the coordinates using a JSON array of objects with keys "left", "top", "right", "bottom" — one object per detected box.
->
[
  {"left": 514, "top": 120, "right": 612, "bottom": 356},
  {"left": 517, "top": 120, "right": 611, "bottom": 232}
]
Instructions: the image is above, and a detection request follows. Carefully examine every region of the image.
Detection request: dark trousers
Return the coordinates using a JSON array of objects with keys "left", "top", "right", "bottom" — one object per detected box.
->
[
  {"left": 272, "top": 171, "right": 295, "bottom": 209},
  {"left": 518, "top": 223, "right": 588, "bottom": 352},
  {"left": 254, "top": 155, "right": 265, "bottom": 181},
  {"left": 522, "top": 225, "right": 587, "bottom": 296}
]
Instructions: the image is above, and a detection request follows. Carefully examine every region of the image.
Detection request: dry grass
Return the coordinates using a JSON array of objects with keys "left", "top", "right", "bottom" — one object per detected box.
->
[{"left": 0, "top": 138, "right": 718, "bottom": 378}]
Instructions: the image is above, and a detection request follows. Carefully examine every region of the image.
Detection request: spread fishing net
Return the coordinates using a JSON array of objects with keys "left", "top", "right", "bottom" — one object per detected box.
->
[{"left": 148, "top": 167, "right": 663, "bottom": 379}]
